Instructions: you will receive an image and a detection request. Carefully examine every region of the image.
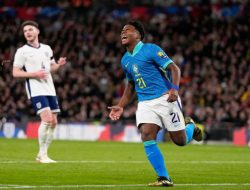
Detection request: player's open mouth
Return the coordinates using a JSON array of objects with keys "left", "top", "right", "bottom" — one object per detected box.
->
[
  {"left": 121, "top": 36, "right": 128, "bottom": 40},
  {"left": 121, "top": 36, "right": 128, "bottom": 43}
]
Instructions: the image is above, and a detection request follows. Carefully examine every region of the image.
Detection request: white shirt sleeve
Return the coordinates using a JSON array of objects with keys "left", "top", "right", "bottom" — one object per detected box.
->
[
  {"left": 13, "top": 49, "right": 25, "bottom": 68},
  {"left": 49, "top": 46, "right": 56, "bottom": 64}
]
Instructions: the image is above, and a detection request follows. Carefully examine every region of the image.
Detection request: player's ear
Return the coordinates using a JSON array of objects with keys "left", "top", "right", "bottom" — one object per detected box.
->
[
  {"left": 138, "top": 34, "right": 141, "bottom": 40},
  {"left": 135, "top": 31, "right": 141, "bottom": 40},
  {"left": 37, "top": 28, "right": 40, "bottom": 35}
]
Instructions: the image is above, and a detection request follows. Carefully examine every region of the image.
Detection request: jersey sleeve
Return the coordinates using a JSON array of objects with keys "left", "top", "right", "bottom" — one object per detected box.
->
[
  {"left": 148, "top": 44, "right": 173, "bottom": 69},
  {"left": 48, "top": 46, "right": 56, "bottom": 64},
  {"left": 13, "top": 49, "right": 25, "bottom": 68}
]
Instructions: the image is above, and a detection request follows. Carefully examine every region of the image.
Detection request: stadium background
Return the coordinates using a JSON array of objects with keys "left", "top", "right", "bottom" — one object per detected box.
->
[{"left": 0, "top": 0, "right": 249, "bottom": 145}]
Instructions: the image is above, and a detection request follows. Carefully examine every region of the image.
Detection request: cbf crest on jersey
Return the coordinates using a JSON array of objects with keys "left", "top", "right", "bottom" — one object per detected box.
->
[
  {"left": 157, "top": 51, "right": 168, "bottom": 59},
  {"left": 132, "top": 64, "right": 139, "bottom": 75}
]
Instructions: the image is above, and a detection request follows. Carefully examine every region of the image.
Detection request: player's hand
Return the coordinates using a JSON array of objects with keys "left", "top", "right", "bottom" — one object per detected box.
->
[
  {"left": 1, "top": 60, "right": 11, "bottom": 66},
  {"left": 167, "top": 89, "right": 178, "bottom": 102},
  {"left": 34, "top": 70, "right": 49, "bottom": 79},
  {"left": 57, "top": 57, "right": 67, "bottom": 66},
  {"left": 1, "top": 60, "right": 11, "bottom": 72},
  {"left": 108, "top": 105, "right": 124, "bottom": 121}
]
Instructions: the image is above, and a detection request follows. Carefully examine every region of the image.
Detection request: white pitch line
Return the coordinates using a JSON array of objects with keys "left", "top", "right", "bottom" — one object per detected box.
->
[
  {"left": 1, "top": 183, "right": 250, "bottom": 189},
  {"left": 0, "top": 160, "right": 146, "bottom": 164},
  {"left": 0, "top": 160, "right": 250, "bottom": 164},
  {"left": 59, "top": 160, "right": 146, "bottom": 164}
]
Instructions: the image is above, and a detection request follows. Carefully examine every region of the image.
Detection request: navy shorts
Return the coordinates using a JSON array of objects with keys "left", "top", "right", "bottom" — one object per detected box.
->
[{"left": 31, "top": 96, "right": 60, "bottom": 115}]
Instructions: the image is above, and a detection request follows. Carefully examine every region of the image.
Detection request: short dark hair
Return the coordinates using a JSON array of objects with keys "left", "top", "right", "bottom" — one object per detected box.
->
[
  {"left": 127, "top": 20, "right": 145, "bottom": 40},
  {"left": 21, "top": 20, "right": 39, "bottom": 30}
]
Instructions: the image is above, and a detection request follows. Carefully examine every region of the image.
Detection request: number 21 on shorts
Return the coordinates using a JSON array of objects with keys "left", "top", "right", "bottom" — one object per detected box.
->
[{"left": 170, "top": 112, "right": 180, "bottom": 123}]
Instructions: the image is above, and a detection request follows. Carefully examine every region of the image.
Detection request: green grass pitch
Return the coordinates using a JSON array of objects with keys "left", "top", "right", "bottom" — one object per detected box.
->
[{"left": 0, "top": 138, "right": 250, "bottom": 189}]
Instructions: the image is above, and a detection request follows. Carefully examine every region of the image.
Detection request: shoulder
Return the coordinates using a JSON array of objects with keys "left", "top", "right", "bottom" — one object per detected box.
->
[
  {"left": 40, "top": 43, "right": 52, "bottom": 52},
  {"left": 141, "top": 43, "right": 161, "bottom": 53},
  {"left": 143, "top": 43, "right": 161, "bottom": 50},
  {"left": 141, "top": 43, "right": 161, "bottom": 56},
  {"left": 40, "top": 44, "right": 53, "bottom": 56},
  {"left": 40, "top": 43, "right": 52, "bottom": 50},
  {"left": 15, "top": 45, "right": 27, "bottom": 54}
]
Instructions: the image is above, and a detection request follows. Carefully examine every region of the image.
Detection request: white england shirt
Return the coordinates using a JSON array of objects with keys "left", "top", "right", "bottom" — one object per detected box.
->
[{"left": 13, "top": 43, "right": 57, "bottom": 99}]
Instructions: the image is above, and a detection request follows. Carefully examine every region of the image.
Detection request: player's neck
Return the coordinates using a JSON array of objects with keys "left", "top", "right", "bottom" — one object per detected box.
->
[
  {"left": 27, "top": 40, "right": 40, "bottom": 48},
  {"left": 127, "top": 40, "right": 140, "bottom": 54}
]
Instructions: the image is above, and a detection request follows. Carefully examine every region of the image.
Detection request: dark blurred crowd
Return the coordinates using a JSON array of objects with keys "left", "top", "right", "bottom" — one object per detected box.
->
[{"left": 0, "top": 0, "right": 249, "bottom": 129}]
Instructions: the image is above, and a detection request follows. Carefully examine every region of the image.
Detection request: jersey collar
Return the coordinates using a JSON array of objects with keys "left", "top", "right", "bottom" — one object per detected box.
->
[
  {"left": 26, "top": 43, "right": 41, "bottom": 49},
  {"left": 127, "top": 41, "right": 143, "bottom": 56}
]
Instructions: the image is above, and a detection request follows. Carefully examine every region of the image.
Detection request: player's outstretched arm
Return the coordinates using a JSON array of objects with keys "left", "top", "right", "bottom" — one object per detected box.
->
[
  {"left": 50, "top": 57, "right": 67, "bottom": 72},
  {"left": 13, "top": 67, "right": 49, "bottom": 79},
  {"left": 108, "top": 80, "right": 135, "bottom": 121}
]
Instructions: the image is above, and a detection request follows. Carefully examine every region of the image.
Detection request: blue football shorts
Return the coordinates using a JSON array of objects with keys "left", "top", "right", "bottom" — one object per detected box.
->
[{"left": 31, "top": 96, "right": 60, "bottom": 115}]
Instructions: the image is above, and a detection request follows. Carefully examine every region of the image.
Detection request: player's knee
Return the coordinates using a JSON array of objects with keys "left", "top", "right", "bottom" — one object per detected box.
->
[
  {"left": 141, "top": 132, "right": 155, "bottom": 142},
  {"left": 42, "top": 118, "right": 53, "bottom": 125},
  {"left": 139, "top": 124, "right": 159, "bottom": 142},
  {"left": 51, "top": 116, "right": 58, "bottom": 127},
  {"left": 51, "top": 120, "right": 57, "bottom": 128},
  {"left": 40, "top": 111, "right": 54, "bottom": 125}
]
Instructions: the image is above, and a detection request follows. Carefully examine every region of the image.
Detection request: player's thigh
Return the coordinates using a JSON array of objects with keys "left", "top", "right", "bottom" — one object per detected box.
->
[
  {"left": 159, "top": 99, "right": 185, "bottom": 132},
  {"left": 47, "top": 96, "right": 60, "bottom": 114},
  {"left": 31, "top": 96, "right": 51, "bottom": 115},
  {"left": 158, "top": 98, "right": 186, "bottom": 145},
  {"left": 136, "top": 101, "right": 162, "bottom": 128},
  {"left": 31, "top": 96, "right": 54, "bottom": 123}
]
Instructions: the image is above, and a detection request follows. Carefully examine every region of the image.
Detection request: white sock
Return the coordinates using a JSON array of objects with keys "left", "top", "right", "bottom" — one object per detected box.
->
[
  {"left": 46, "top": 126, "right": 55, "bottom": 155},
  {"left": 38, "top": 122, "right": 50, "bottom": 157}
]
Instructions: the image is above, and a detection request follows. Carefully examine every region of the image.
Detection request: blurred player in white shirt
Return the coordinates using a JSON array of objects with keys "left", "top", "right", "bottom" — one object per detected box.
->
[{"left": 13, "top": 20, "right": 67, "bottom": 163}]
